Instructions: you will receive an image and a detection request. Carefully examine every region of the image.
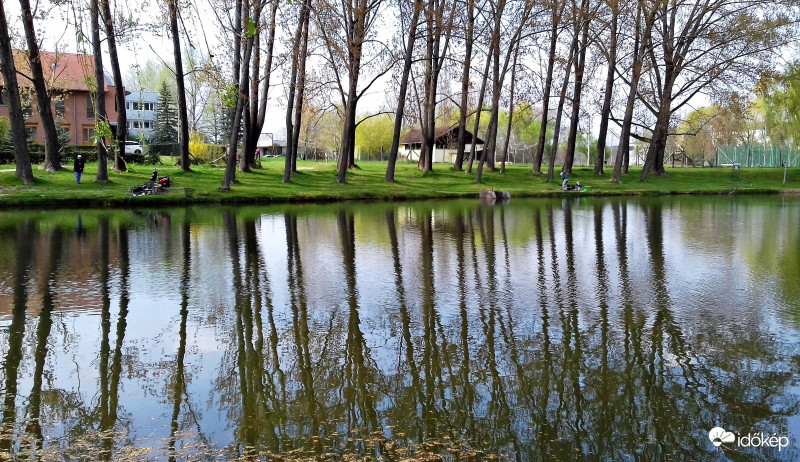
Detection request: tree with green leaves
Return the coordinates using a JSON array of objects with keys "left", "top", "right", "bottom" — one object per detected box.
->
[
  {"left": 757, "top": 63, "right": 800, "bottom": 148},
  {"left": 356, "top": 114, "right": 394, "bottom": 160},
  {"left": 638, "top": 0, "right": 798, "bottom": 181}
]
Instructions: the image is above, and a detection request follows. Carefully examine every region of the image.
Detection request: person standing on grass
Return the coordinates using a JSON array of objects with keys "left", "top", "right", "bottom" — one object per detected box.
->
[{"left": 73, "top": 155, "right": 85, "bottom": 184}]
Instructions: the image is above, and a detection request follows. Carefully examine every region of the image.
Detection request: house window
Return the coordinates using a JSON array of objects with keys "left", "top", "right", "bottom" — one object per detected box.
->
[
  {"left": 0, "top": 87, "right": 5, "bottom": 106},
  {"left": 87, "top": 94, "right": 95, "bottom": 118},
  {"left": 125, "top": 102, "right": 131, "bottom": 110},
  {"left": 144, "top": 121, "right": 151, "bottom": 129},
  {"left": 82, "top": 126, "right": 95, "bottom": 143}
]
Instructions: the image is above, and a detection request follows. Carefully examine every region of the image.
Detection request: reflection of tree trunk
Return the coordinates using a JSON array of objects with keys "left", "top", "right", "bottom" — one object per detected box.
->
[
  {"left": 110, "top": 226, "right": 130, "bottom": 426},
  {"left": 420, "top": 210, "right": 438, "bottom": 437},
  {"left": 258, "top": 216, "right": 287, "bottom": 446},
  {"left": 248, "top": 217, "right": 284, "bottom": 450},
  {"left": 94, "top": 219, "right": 129, "bottom": 459},
  {"left": 480, "top": 206, "right": 521, "bottom": 453},
  {"left": 241, "top": 218, "right": 263, "bottom": 451},
  {"left": 386, "top": 210, "right": 425, "bottom": 439},
  {"left": 285, "top": 212, "right": 319, "bottom": 448},
  {"left": 533, "top": 205, "right": 555, "bottom": 457},
  {"left": 169, "top": 222, "right": 190, "bottom": 461},
  {"left": 98, "top": 218, "right": 113, "bottom": 460},
  {"left": 452, "top": 212, "right": 474, "bottom": 437},
  {"left": 645, "top": 203, "right": 668, "bottom": 307},
  {"left": 594, "top": 202, "right": 612, "bottom": 453},
  {"left": 227, "top": 211, "right": 260, "bottom": 452},
  {"left": 613, "top": 200, "right": 632, "bottom": 306},
  {"left": 562, "top": 200, "right": 584, "bottom": 449},
  {"left": 645, "top": 202, "right": 670, "bottom": 449},
  {"left": 26, "top": 228, "right": 61, "bottom": 448},
  {"left": 339, "top": 211, "right": 379, "bottom": 434},
  {"left": 1, "top": 220, "right": 34, "bottom": 454}
]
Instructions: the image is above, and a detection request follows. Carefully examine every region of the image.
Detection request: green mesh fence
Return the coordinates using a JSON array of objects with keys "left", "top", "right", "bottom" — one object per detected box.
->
[{"left": 716, "top": 146, "right": 800, "bottom": 167}]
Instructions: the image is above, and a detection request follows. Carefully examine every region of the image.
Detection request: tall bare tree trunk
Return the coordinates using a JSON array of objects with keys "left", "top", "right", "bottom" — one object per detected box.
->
[
  {"left": 453, "top": 0, "right": 476, "bottom": 171},
  {"left": 594, "top": 0, "right": 618, "bottom": 175},
  {"left": 224, "top": 18, "right": 255, "bottom": 188},
  {"left": 386, "top": 0, "right": 423, "bottom": 181},
  {"left": 101, "top": 0, "right": 127, "bottom": 172},
  {"left": 612, "top": 3, "right": 655, "bottom": 181},
  {"left": 291, "top": 13, "right": 310, "bottom": 174},
  {"left": 90, "top": 0, "right": 109, "bottom": 181},
  {"left": 284, "top": 1, "right": 310, "bottom": 183},
  {"left": 533, "top": 0, "right": 564, "bottom": 173},
  {"left": 466, "top": 46, "right": 493, "bottom": 174},
  {"left": 0, "top": 6, "right": 33, "bottom": 184},
  {"left": 500, "top": 46, "right": 519, "bottom": 174},
  {"left": 252, "top": 0, "right": 279, "bottom": 164},
  {"left": 167, "top": 0, "right": 191, "bottom": 172},
  {"left": 475, "top": 0, "right": 503, "bottom": 182},
  {"left": 546, "top": 41, "right": 576, "bottom": 182},
  {"left": 563, "top": 0, "right": 590, "bottom": 175},
  {"left": 242, "top": 0, "right": 266, "bottom": 171},
  {"left": 19, "top": 0, "right": 61, "bottom": 172},
  {"left": 418, "top": 0, "right": 456, "bottom": 172},
  {"left": 640, "top": 75, "right": 674, "bottom": 180}
]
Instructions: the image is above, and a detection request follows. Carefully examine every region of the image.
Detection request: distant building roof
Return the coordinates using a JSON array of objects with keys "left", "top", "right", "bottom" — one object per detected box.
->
[
  {"left": 257, "top": 133, "right": 287, "bottom": 147},
  {"left": 1, "top": 50, "right": 115, "bottom": 92},
  {"left": 402, "top": 125, "right": 484, "bottom": 147},
  {"left": 126, "top": 91, "right": 159, "bottom": 102}
]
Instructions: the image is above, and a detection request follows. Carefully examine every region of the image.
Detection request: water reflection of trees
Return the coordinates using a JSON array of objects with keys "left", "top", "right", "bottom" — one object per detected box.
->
[{"left": 0, "top": 201, "right": 798, "bottom": 460}]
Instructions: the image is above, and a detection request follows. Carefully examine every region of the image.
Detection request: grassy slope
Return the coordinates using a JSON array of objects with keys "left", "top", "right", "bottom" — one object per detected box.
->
[{"left": 1, "top": 157, "right": 798, "bottom": 208}]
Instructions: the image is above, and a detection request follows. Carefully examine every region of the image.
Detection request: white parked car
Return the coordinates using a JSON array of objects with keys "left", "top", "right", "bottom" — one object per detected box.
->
[{"left": 125, "top": 140, "right": 143, "bottom": 155}]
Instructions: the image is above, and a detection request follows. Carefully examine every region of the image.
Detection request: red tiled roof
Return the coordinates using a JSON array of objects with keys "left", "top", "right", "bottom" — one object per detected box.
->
[{"left": 1, "top": 50, "right": 114, "bottom": 92}]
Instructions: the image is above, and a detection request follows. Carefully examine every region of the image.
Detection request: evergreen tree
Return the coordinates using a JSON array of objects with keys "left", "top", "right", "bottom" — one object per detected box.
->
[{"left": 153, "top": 81, "right": 179, "bottom": 144}]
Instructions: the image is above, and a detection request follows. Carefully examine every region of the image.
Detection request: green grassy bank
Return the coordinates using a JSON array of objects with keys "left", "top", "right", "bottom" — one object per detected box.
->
[{"left": 1, "top": 157, "right": 798, "bottom": 208}]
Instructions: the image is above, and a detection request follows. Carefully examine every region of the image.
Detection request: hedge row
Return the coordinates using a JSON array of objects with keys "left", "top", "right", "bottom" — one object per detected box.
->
[{"left": 0, "top": 144, "right": 146, "bottom": 165}]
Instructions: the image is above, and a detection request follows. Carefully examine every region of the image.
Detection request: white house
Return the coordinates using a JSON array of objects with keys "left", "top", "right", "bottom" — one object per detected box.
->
[
  {"left": 400, "top": 125, "right": 484, "bottom": 163},
  {"left": 256, "top": 133, "right": 287, "bottom": 156},
  {"left": 125, "top": 91, "right": 158, "bottom": 140}
]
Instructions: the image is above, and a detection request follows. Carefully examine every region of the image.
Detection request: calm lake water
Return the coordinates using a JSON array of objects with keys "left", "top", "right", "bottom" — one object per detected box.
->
[{"left": 0, "top": 196, "right": 799, "bottom": 460}]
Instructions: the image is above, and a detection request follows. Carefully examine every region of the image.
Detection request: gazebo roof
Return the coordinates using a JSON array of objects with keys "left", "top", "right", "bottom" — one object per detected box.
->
[{"left": 402, "top": 125, "right": 484, "bottom": 145}]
